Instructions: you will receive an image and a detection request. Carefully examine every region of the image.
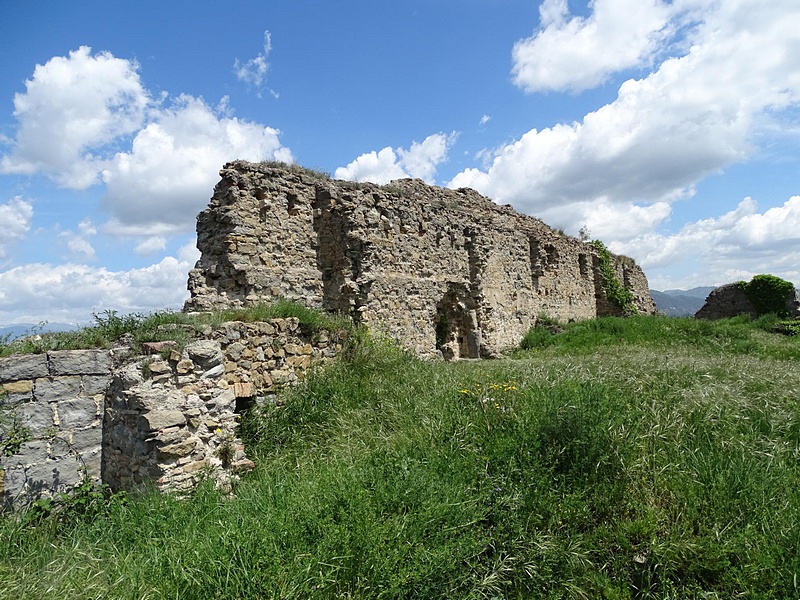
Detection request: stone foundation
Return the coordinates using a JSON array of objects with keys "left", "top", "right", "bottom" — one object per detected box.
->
[{"left": 0, "top": 318, "right": 342, "bottom": 509}]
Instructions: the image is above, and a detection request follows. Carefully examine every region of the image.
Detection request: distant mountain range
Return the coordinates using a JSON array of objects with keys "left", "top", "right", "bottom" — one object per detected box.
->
[
  {"left": 649, "top": 286, "right": 716, "bottom": 317},
  {"left": 0, "top": 322, "right": 78, "bottom": 342}
]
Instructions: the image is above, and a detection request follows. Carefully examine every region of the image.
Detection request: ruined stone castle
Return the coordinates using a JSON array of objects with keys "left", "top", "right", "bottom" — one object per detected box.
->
[{"left": 185, "top": 162, "right": 656, "bottom": 357}]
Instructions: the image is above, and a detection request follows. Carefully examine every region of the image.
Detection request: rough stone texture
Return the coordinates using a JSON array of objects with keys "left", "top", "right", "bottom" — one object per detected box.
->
[
  {"left": 695, "top": 283, "right": 800, "bottom": 320},
  {"left": 0, "top": 350, "right": 108, "bottom": 509},
  {"left": 102, "top": 317, "right": 341, "bottom": 495},
  {"left": 184, "top": 162, "right": 656, "bottom": 358},
  {"left": 1, "top": 318, "right": 342, "bottom": 508}
]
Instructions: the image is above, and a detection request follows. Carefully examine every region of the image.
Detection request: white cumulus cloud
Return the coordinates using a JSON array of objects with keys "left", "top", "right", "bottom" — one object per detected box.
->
[
  {"left": 450, "top": 0, "right": 800, "bottom": 242},
  {"left": 613, "top": 196, "right": 800, "bottom": 289},
  {"left": 335, "top": 132, "right": 457, "bottom": 185},
  {"left": 1, "top": 47, "right": 293, "bottom": 241},
  {"left": 58, "top": 218, "right": 97, "bottom": 261},
  {"left": 234, "top": 30, "right": 272, "bottom": 87},
  {"left": 0, "top": 46, "right": 149, "bottom": 188},
  {"left": 0, "top": 244, "right": 199, "bottom": 325},
  {"left": 0, "top": 197, "right": 33, "bottom": 259},
  {"left": 101, "top": 93, "right": 292, "bottom": 236},
  {"left": 135, "top": 236, "right": 167, "bottom": 256},
  {"left": 512, "top": 0, "right": 674, "bottom": 93}
]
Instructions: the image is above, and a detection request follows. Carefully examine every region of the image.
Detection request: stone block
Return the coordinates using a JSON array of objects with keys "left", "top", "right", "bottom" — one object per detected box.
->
[
  {"left": 34, "top": 376, "right": 82, "bottom": 403},
  {"left": 176, "top": 359, "right": 194, "bottom": 374},
  {"left": 138, "top": 410, "right": 187, "bottom": 432},
  {"left": 271, "top": 369, "right": 297, "bottom": 385},
  {"left": 186, "top": 340, "right": 224, "bottom": 367},
  {"left": 256, "top": 322, "right": 275, "bottom": 335},
  {"left": 70, "top": 427, "right": 102, "bottom": 453},
  {"left": 0, "top": 354, "right": 49, "bottom": 382},
  {"left": 1, "top": 439, "right": 47, "bottom": 467},
  {"left": 48, "top": 436, "right": 76, "bottom": 460},
  {"left": 286, "top": 355, "right": 311, "bottom": 369},
  {"left": 1, "top": 380, "right": 33, "bottom": 395},
  {"left": 16, "top": 402, "right": 55, "bottom": 437},
  {"left": 49, "top": 350, "right": 111, "bottom": 376},
  {"left": 201, "top": 364, "right": 225, "bottom": 379},
  {"left": 226, "top": 342, "right": 245, "bottom": 361},
  {"left": 147, "top": 360, "right": 172, "bottom": 375},
  {"left": 82, "top": 447, "right": 102, "bottom": 479},
  {"left": 57, "top": 397, "right": 98, "bottom": 429},
  {"left": 158, "top": 438, "right": 198, "bottom": 457},
  {"left": 124, "top": 389, "right": 185, "bottom": 412},
  {"left": 233, "top": 382, "right": 252, "bottom": 398},
  {"left": 81, "top": 375, "right": 112, "bottom": 395},
  {"left": 1, "top": 467, "right": 26, "bottom": 504},
  {"left": 25, "top": 457, "right": 84, "bottom": 491},
  {"left": 213, "top": 389, "right": 236, "bottom": 409},
  {"left": 183, "top": 459, "right": 208, "bottom": 473}
]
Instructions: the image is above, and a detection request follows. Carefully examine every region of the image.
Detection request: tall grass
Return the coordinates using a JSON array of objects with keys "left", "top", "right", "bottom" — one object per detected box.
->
[{"left": 1, "top": 318, "right": 799, "bottom": 598}]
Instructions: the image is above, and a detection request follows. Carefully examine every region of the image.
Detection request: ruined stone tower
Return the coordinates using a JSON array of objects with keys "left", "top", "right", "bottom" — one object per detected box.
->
[{"left": 185, "top": 161, "right": 656, "bottom": 357}]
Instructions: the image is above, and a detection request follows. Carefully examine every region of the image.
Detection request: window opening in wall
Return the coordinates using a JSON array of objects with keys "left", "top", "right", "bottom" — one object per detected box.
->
[
  {"left": 286, "top": 193, "right": 299, "bottom": 215},
  {"left": 545, "top": 244, "right": 558, "bottom": 264},
  {"left": 235, "top": 395, "right": 255, "bottom": 415},
  {"left": 435, "top": 285, "right": 480, "bottom": 360}
]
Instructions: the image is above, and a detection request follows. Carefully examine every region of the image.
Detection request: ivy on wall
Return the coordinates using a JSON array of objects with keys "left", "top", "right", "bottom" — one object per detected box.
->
[
  {"left": 736, "top": 274, "right": 796, "bottom": 317},
  {"left": 590, "top": 240, "right": 637, "bottom": 315}
]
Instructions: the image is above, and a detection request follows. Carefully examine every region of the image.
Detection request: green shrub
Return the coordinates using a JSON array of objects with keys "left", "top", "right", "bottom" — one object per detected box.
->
[{"left": 737, "top": 274, "right": 796, "bottom": 317}]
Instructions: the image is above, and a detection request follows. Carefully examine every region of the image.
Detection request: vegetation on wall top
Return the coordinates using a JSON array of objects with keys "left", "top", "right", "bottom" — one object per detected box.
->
[
  {"left": 736, "top": 273, "right": 796, "bottom": 317},
  {"left": 0, "top": 300, "right": 349, "bottom": 358}
]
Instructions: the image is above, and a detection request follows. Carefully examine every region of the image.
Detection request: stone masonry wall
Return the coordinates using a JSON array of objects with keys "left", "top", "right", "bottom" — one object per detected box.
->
[
  {"left": 0, "top": 350, "right": 110, "bottom": 509},
  {"left": 185, "top": 162, "right": 656, "bottom": 359},
  {"left": 1, "top": 318, "right": 341, "bottom": 509},
  {"left": 695, "top": 283, "right": 800, "bottom": 320}
]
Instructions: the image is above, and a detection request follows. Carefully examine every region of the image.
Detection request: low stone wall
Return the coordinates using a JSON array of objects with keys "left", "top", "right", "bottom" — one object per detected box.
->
[
  {"left": 695, "top": 283, "right": 800, "bottom": 320},
  {"left": 0, "top": 350, "right": 110, "bottom": 509},
  {"left": 1, "top": 318, "right": 342, "bottom": 509}
]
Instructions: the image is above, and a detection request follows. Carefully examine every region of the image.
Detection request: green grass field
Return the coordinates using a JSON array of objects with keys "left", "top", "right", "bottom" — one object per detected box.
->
[{"left": 1, "top": 315, "right": 799, "bottom": 598}]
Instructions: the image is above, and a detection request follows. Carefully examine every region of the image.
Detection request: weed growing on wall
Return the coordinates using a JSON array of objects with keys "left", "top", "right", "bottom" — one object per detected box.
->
[
  {"left": 590, "top": 240, "right": 637, "bottom": 314},
  {"left": 0, "top": 399, "right": 31, "bottom": 457}
]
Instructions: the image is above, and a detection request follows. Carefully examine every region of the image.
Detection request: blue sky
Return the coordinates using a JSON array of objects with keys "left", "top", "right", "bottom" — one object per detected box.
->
[{"left": 1, "top": 0, "right": 799, "bottom": 326}]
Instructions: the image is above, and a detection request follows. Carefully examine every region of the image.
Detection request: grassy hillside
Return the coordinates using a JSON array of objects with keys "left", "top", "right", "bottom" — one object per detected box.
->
[{"left": 1, "top": 315, "right": 799, "bottom": 598}]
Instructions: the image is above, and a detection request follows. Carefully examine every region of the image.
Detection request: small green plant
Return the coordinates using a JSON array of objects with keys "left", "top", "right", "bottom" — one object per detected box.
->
[
  {"left": 737, "top": 274, "right": 796, "bottom": 317},
  {"left": 590, "top": 240, "right": 637, "bottom": 314},
  {"left": 22, "top": 472, "right": 128, "bottom": 527},
  {"left": 140, "top": 358, "right": 154, "bottom": 380},
  {"left": 261, "top": 160, "right": 330, "bottom": 180},
  {"left": 0, "top": 409, "right": 31, "bottom": 457},
  {"left": 520, "top": 315, "right": 563, "bottom": 350},
  {"left": 382, "top": 183, "right": 403, "bottom": 195},
  {"left": 214, "top": 425, "right": 236, "bottom": 468},
  {"left": 773, "top": 319, "right": 800, "bottom": 336}
]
